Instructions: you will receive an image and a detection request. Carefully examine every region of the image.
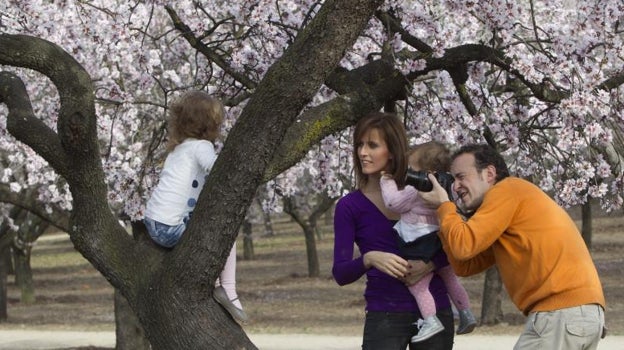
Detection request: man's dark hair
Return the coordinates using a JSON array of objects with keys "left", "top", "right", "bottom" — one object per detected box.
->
[{"left": 452, "top": 144, "right": 510, "bottom": 182}]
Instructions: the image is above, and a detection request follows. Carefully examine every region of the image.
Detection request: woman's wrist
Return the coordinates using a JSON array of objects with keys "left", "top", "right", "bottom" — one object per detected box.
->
[{"left": 362, "top": 251, "right": 375, "bottom": 269}]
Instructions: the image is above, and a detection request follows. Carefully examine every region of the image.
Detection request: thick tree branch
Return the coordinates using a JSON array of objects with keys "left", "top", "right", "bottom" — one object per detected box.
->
[
  {"left": 0, "top": 184, "right": 70, "bottom": 232},
  {"left": 264, "top": 59, "right": 408, "bottom": 180},
  {"left": 0, "top": 34, "right": 102, "bottom": 185},
  {"left": 446, "top": 64, "right": 498, "bottom": 147},
  {"left": 283, "top": 192, "right": 338, "bottom": 230},
  {"left": 0, "top": 33, "right": 150, "bottom": 305},
  {"left": 176, "top": 0, "right": 384, "bottom": 279},
  {"left": 375, "top": 10, "right": 433, "bottom": 53},
  {"left": 597, "top": 69, "right": 624, "bottom": 91},
  {"left": 0, "top": 72, "right": 69, "bottom": 177},
  {"left": 266, "top": 45, "right": 623, "bottom": 176},
  {"left": 124, "top": 1, "right": 387, "bottom": 348},
  {"left": 599, "top": 142, "right": 624, "bottom": 174},
  {"left": 0, "top": 34, "right": 98, "bottom": 154},
  {"left": 405, "top": 44, "right": 572, "bottom": 103},
  {"left": 375, "top": 9, "right": 496, "bottom": 146},
  {"left": 0, "top": 206, "right": 24, "bottom": 245}
]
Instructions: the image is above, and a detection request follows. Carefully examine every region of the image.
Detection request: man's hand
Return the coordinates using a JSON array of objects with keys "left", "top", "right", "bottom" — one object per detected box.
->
[
  {"left": 418, "top": 173, "right": 451, "bottom": 208},
  {"left": 401, "top": 260, "right": 435, "bottom": 285}
]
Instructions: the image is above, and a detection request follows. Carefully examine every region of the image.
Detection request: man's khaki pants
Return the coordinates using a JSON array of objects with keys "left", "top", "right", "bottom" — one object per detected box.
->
[{"left": 514, "top": 304, "right": 605, "bottom": 350}]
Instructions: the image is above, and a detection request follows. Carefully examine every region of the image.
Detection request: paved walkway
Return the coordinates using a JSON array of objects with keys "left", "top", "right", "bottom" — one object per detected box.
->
[{"left": 0, "top": 330, "right": 622, "bottom": 349}]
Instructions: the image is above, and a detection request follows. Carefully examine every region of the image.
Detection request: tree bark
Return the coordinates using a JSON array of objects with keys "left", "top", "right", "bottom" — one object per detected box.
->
[
  {"left": 261, "top": 208, "right": 275, "bottom": 237},
  {"left": 480, "top": 266, "right": 504, "bottom": 325},
  {"left": 284, "top": 193, "right": 337, "bottom": 277},
  {"left": 0, "top": 1, "right": 384, "bottom": 348},
  {"left": 0, "top": 210, "right": 18, "bottom": 320},
  {"left": 114, "top": 290, "right": 150, "bottom": 350},
  {"left": 303, "top": 226, "right": 320, "bottom": 277},
  {"left": 283, "top": 197, "right": 320, "bottom": 277},
  {"left": 13, "top": 239, "right": 35, "bottom": 304},
  {"left": 581, "top": 200, "right": 593, "bottom": 250},
  {"left": 0, "top": 184, "right": 70, "bottom": 233},
  {"left": 242, "top": 219, "right": 254, "bottom": 260},
  {"left": 0, "top": 245, "right": 9, "bottom": 321},
  {"left": 13, "top": 214, "right": 46, "bottom": 304},
  {"left": 324, "top": 206, "right": 334, "bottom": 227}
]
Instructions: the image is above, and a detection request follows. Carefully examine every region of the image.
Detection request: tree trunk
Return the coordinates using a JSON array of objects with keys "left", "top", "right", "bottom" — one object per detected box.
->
[
  {"left": 5, "top": 247, "right": 13, "bottom": 276},
  {"left": 283, "top": 198, "right": 321, "bottom": 278},
  {"left": 262, "top": 212, "right": 274, "bottom": 237},
  {"left": 0, "top": 228, "right": 14, "bottom": 321},
  {"left": 324, "top": 206, "right": 333, "bottom": 227},
  {"left": 257, "top": 197, "right": 274, "bottom": 237},
  {"left": 114, "top": 290, "right": 150, "bottom": 350},
  {"left": 126, "top": 221, "right": 254, "bottom": 349},
  {"left": 284, "top": 190, "right": 337, "bottom": 278},
  {"left": 242, "top": 219, "right": 254, "bottom": 260},
  {"left": 14, "top": 214, "right": 49, "bottom": 304},
  {"left": 0, "top": 245, "right": 8, "bottom": 321},
  {"left": 13, "top": 227, "right": 38, "bottom": 304},
  {"left": 581, "top": 200, "right": 593, "bottom": 249},
  {"left": 480, "top": 266, "right": 504, "bottom": 325},
  {"left": 13, "top": 240, "right": 35, "bottom": 304},
  {"left": 0, "top": 0, "right": 385, "bottom": 347},
  {"left": 303, "top": 225, "right": 320, "bottom": 277}
]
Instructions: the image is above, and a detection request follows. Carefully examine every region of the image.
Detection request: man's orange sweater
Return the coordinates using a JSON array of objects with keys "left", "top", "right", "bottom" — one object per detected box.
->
[{"left": 437, "top": 177, "right": 605, "bottom": 315}]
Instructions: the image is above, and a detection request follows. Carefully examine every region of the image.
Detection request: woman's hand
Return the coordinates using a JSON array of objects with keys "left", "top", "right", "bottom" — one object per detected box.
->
[
  {"left": 363, "top": 251, "right": 409, "bottom": 279},
  {"left": 401, "top": 260, "right": 435, "bottom": 285}
]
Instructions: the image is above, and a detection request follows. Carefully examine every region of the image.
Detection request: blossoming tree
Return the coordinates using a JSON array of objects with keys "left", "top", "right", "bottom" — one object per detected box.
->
[{"left": 1, "top": 0, "right": 623, "bottom": 348}]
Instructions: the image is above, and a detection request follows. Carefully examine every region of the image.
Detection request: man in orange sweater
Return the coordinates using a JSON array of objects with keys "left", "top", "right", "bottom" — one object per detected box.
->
[{"left": 419, "top": 143, "right": 606, "bottom": 350}]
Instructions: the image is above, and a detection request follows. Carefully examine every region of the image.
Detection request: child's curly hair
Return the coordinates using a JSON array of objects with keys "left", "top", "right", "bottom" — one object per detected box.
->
[
  {"left": 166, "top": 90, "right": 224, "bottom": 152},
  {"left": 408, "top": 141, "right": 451, "bottom": 172}
]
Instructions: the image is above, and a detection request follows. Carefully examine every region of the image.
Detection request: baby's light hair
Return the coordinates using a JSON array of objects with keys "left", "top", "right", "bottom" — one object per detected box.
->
[{"left": 408, "top": 141, "right": 450, "bottom": 172}]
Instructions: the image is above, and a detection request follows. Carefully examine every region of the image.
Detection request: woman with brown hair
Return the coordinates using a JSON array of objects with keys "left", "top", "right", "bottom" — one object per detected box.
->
[{"left": 332, "top": 112, "right": 454, "bottom": 349}]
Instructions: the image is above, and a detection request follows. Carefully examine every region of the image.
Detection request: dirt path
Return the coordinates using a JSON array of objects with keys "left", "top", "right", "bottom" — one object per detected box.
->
[
  {"left": 3, "top": 214, "right": 622, "bottom": 348},
  {"left": 0, "top": 330, "right": 622, "bottom": 350}
]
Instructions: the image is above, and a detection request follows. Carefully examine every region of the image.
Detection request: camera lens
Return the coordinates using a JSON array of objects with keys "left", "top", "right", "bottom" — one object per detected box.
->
[
  {"left": 405, "top": 169, "right": 433, "bottom": 192},
  {"left": 405, "top": 169, "right": 455, "bottom": 199}
]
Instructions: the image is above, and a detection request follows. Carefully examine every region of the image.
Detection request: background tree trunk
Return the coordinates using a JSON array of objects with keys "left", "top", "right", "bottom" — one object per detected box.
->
[
  {"left": 13, "top": 215, "right": 45, "bottom": 304},
  {"left": 283, "top": 193, "right": 337, "bottom": 278},
  {"left": 283, "top": 197, "right": 321, "bottom": 277},
  {"left": 303, "top": 226, "right": 320, "bottom": 277},
  {"left": 114, "top": 290, "right": 150, "bottom": 350},
  {"left": 582, "top": 200, "right": 593, "bottom": 249},
  {"left": 324, "top": 206, "right": 333, "bottom": 228},
  {"left": 0, "top": 208, "right": 19, "bottom": 320},
  {"left": 0, "top": 245, "right": 9, "bottom": 321},
  {"left": 480, "top": 266, "right": 504, "bottom": 325},
  {"left": 242, "top": 219, "right": 254, "bottom": 260},
  {"left": 257, "top": 196, "right": 275, "bottom": 237},
  {"left": 12, "top": 239, "right": 35, "bottom": 304}
]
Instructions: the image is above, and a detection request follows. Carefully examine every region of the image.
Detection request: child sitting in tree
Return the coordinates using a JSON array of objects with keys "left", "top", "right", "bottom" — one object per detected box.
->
[{"left": 143, "top": 90, "right": 247, "bottom": 322}]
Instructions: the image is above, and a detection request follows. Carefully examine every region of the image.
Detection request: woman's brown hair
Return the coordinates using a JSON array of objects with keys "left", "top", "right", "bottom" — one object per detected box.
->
[
  {"left": 352, "top": 112, "right": 409, "bottom": 189},
  {"left": 166, "top": 90, "right": 224, "bottom": 152}
]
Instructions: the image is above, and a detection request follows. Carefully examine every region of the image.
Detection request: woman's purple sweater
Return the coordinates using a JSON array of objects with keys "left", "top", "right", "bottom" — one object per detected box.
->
[{"left": 332, "top": 190, "right": 451, "bottom": 313}]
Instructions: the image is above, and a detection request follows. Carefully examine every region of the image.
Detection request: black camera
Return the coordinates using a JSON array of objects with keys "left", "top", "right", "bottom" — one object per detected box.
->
[{"left": 405, "top": 169, "right": 455, "bottom": 198}]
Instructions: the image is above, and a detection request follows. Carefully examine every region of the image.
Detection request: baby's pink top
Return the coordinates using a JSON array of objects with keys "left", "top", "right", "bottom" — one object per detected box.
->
[{"left": 380, "top": 176, "right": 439, "bottom": 226}]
